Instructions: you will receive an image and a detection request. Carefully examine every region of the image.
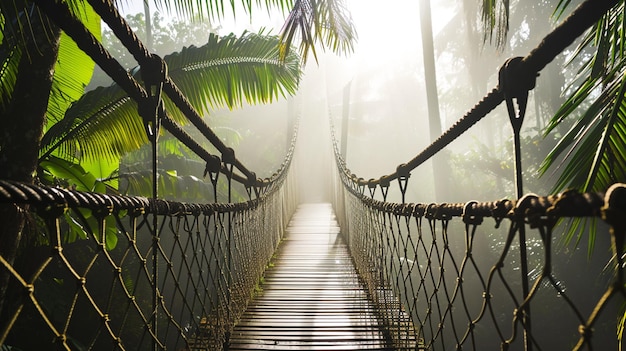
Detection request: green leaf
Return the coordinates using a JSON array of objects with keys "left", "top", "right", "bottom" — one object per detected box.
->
[
  {"left": 46, "top": 2, "right": 101, "bottom": 124},
  {"left": 40, "top": 30, "right": 301, "bottom": 163},
  {"left": 64, "top": 212, "right": 88, "bottom": 242},
  {"left": 105, "top": 220, "right": 118, "bottom": 250},
  {"left": 40, "top": 156, "right": 98, "bottom": 192}
]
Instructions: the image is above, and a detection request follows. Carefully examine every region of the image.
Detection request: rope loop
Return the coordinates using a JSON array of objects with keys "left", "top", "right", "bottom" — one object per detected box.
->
[
  {"left": 204, "top": 155, "right": 222, "bottom": 184},
  {"left": 396, "top": 163, "right": 411, "bottom": 203},
  {"left": 222, "top": 147, "right": 237, "bottom": 167},
  {"left": 498, "top": 57, "right": 537, "bottom": 133},
  {"left": 425, "top": 203, "right": 437, "bottom": 221},
  {"left": 367, "top": 179, "right": 377, "bottom": 199},
  {"left": 601, "top": 183, "right": 626, "bottom": 233},
  {"left": 413, "top": 203, "right": 426, "bottom": 218},
  {"left": 380, "top": 178, "right": 390, "bottom": 202},
  {"left": 513, "top": 193, "right": 540, "bottom": 226},
  {"left": 602, "top": 183, "right": 626, "bottom": 281},
  {"left": 498, "top": 57, "right": 537, "bottom": 100},
  {"left": 138, "top": 54, "right": 167, "bottom": 141},
  {"left": 492, "top": 199, "right": 512, "bottom": 228},
  {"left": 462, "top": 201, "right": 483, "bottom": 225},
  {"left": 141, "top": 54, "right": 168, "bottom": 88}
]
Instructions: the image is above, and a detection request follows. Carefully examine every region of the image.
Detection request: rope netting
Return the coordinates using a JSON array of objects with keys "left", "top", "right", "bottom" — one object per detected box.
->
[
  {"left": 330, "top": 0, "right": 626, "bottom": 349},
  {"left": 333, "top": 175, "right": 626, "bottom": 350},
  {"left": 2, "top": 0, "right": 626, "bottom": 350},
  {"left": 0, "top": 173, "right": 296, "bottom": 349}
]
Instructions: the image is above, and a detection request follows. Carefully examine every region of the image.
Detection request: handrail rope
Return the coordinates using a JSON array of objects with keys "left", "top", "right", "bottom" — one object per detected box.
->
[
  {"left": 332, "top": 147, "right": 606, "bottom": 220},
  {"left": 33, "top": 0, "right": 298, "bottom": 191},
  {"left": 86, "top": 0, "right": 258, "bottom": 183},
  {"left": 87, "top": 0, "right": 296, "bottom": 191},
  {"left": 0, "top": 179, "right": 251, "bottom": 216},
  {"left": 31, "top": 0, "right": 225, "bottom": 180},
  {"left": 337, "top": 0, "right": 619, "bottom": 190}
]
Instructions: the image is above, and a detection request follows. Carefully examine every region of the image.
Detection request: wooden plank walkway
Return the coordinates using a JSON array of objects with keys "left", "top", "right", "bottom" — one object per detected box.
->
[{"left": 228, "top": 203, "right": 391, "bottom": 350}]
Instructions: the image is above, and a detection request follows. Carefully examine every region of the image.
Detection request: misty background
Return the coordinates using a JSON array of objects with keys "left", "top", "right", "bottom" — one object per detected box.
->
[{"left": 96, "top": 0, "right": 584, "bottom": 206}]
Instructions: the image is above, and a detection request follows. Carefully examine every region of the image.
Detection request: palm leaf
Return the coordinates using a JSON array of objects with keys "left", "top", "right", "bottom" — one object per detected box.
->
[
  {"left": 40, "top": 83, "right": 145, "bottom": 162},
  {"left": 0, "top": 1, "right": 100, "bottom": 120},
  {"left": 151, "top": 0, "right": 292, "bottom": 22},
  {"left": 480, "top": 0, "right": 510, "bottom": 48},
  {"left": 167, "top": 31, "right": 301, "bottom": 114},
  {"left": 0, "top": 43, "right": 21, "bottom": 110},
  {"left": 46, "top": 3, "right": 101, "bottom": 123},
  {"left": 40, "top": 30, "right": 301, "bottom": 162},
  {"left": 540, "top": 3, "right": 626, "bottom": 194},
  {"left": 279, "top": 0, "right": 356, "bottom": 62}
]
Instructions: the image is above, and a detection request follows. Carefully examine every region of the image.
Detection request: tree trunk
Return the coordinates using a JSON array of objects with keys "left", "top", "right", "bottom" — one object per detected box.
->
[{"left": 0, "top": 14, "right": 61, "bottom": 325}]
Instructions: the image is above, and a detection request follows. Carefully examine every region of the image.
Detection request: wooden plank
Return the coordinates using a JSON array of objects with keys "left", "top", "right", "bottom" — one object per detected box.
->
[{"left": 228, "top": 203, "right": 393, "bottom": 350}]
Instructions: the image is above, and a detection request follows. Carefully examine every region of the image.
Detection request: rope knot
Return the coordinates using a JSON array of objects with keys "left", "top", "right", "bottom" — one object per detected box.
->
[
  {"left": 204, "top": 155, "right": 222, "bottom": 183},
  {"left": 498, "top": 57, "right": 536, "bottom": 100},
  {"left": 222, "top": 147, "right": 237, "bottom": 166},
  {"left": 602, "top": 183, "right": 626, "bottom": 232},
  {"left": 462, "top": 201, "right": 483, "bottom": 225},
  {"left": 141, "top": 54, "right": 168, "bottom": 88},
  {"left": 498, "top": 57, "right": 537, "bottom": 132},
  {"left": 139, "top": 54, "right": 167, "bottom": 140}
]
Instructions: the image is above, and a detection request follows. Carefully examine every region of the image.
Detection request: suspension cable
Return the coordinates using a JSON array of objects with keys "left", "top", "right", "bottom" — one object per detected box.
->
[
  {"left": 338, "top": 0, "right": 619, "bottom": 191},
  {"left": 87, "top": 0, "right": 257, "bottom": 182},
  {"left": 33, "top": 0, "right": 297, "bottom": 191}
]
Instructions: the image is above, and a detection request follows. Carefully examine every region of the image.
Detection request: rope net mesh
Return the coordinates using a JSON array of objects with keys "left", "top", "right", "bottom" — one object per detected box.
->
[
  {"left": 332, "top": 159, "right": 626, "bottom": 350},
  {"left": 0, "top": 178, "right": 296, "bottom": 350}
]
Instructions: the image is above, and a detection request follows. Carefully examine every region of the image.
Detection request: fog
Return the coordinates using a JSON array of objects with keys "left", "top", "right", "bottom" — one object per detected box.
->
[
  {"left": 308, "top": 0, "right": 573, "bottom": 204},
  {"left": 113, "top": 0, "right": 576, "bottom": 205}
]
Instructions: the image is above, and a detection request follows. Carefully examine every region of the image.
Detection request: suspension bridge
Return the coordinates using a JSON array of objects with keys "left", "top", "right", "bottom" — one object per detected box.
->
[{"left": 1, "top": 0, "right": 626, "bottom": 350}]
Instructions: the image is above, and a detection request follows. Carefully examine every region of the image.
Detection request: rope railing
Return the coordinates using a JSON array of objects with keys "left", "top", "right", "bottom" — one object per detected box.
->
[
  {"left": 0, "top": 173, "right": 296, "bottom": 349},
  {"left": 331, "top": 0, "right": 626, "bottom": 349},
  {"left": 336, "top": 0, "right": 619, "bottom": 191},
  {"left": 33, "top": 0, "right": 280, "bottom": 190},
  {"left": 2, "top": 0, "right": 624, "bottom": 349},
  {"left": 334, "top": 177, "right": 626, "bottom": 350}
]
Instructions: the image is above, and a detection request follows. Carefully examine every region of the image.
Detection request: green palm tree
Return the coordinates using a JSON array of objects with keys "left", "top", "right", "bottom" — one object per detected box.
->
[{"left": 482, "top": 0, "right": 626, "bottom": 343}]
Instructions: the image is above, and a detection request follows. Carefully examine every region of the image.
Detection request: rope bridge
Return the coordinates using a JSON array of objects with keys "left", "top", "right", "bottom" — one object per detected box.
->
[{"left": 0, "top": 0, "right": 625, "bottom": 350}]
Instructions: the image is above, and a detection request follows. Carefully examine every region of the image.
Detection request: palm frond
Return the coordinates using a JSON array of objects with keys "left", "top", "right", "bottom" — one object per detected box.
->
[
  {"left": 40, "top": 84, "right": 146, "bottom": 162},
  {"left": 41, "top": 30, "right": 301, "bottom": 162},
  {"left": 540, "top": 3, "right": 626, "bottom": 194},
  {"left": 150, "top": 0, "right": 294, "bottom": 21},
  {"left": 0, "top": 1, "right": 100, "bottom": 120},
  {"left": 166, "top": 31, "right": 301, "bottom": 114},
  {"left": 480, "top": 0, "right": 509, "bottom": 49},
  {"left": 279, "top": 0, "right": 356, "bottom": 62},
  {"left": 46, "top": 3, "right": 101, "bottom": 123},
  {"left": 0, "top": 43, "right": 21, "bottom": 110}
]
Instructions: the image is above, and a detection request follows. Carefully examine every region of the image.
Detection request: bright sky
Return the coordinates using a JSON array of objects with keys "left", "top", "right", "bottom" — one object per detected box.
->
[{"left": 116, "top": 0, "right": 455, "bottom": 56}]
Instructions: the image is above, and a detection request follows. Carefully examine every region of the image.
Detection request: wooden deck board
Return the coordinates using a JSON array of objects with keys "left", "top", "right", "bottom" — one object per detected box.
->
[{"left": 228, "top": 203, "right": 392, "bottom": 350}]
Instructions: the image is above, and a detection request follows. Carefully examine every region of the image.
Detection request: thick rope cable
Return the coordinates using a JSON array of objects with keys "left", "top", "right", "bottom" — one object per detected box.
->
[
  {"left": 86, "top": 0, "right": 257, "bottom": 182},
  {"left": 339, "top": 0, "right": 619, "bottom": 189},
  {"left": 33, "top": 0, "right": 297, "bottom": 191}
]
